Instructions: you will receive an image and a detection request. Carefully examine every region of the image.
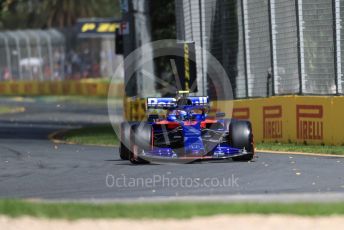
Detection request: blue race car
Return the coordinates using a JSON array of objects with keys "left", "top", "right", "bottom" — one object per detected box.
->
[{"left": 120, "top": 92, "right": 254, "bottom": 164}]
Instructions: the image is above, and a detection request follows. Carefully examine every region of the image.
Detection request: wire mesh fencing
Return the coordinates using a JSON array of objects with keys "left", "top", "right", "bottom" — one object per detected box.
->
[
  {"left": 0, "top": 28, "right": 124, "bottom": 82},
  {"left": 0, "top": 29, "right": 65, "bottom": 81},
  {"left": 175, "top": 0, "right": 344, "bottom": 98}
]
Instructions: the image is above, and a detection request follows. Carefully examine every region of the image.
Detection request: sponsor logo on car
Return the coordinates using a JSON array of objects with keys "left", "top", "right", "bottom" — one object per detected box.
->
[{"left": 147, "top": 98, "right": 177, "bottom": 108}]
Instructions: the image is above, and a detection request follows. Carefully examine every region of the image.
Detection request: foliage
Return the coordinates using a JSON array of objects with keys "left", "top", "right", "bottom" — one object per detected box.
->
[
  {"left": 150, "top": 0, "right": 177, "bottom": 96},
  {"left": 150, "top": 0, "right": 176, "bottom": 41},
  {"left": 0, "top": 0, "right": 120, "bottom": 29}
]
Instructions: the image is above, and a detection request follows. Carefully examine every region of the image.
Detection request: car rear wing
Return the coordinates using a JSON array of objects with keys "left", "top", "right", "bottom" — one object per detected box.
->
[
  {"left": 146, "top": 96, "right": 209, "bottom": 109},
  {"left": 147, "top": 97, "right": 176, "bottom": 109}
]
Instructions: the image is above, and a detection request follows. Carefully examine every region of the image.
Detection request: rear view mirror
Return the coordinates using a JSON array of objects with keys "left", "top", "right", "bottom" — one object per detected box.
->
[{"left": 216, "top": 112, "right": 225, "bottom": 118}]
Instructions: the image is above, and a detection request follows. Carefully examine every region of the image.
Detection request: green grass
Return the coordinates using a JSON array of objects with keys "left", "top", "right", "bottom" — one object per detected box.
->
[
  {"left": 1, "top": 200, "right": 344, "bottom": 219},
  {"left": 61, "top": 125, "right": 118, "bottom": 146},
  {"left": 0, "top": 106, "right": 24, "bottom": 114},
  {"left": 0, "top": 106, "right": 14, "bottom": 114},
  {"left": 257, "top": 142, "right": 344, "bottom": 155}
]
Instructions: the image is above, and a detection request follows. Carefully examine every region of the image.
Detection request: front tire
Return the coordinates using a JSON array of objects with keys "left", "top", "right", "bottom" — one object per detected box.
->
[
  {"left": 130, "top": 124, "right": 153, "bottom": 164},
  {"left": 227, "top": 119, "right": 254, "bottom": 161}
]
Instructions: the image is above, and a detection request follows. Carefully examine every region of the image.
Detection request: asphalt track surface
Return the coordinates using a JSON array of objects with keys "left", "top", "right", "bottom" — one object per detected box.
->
[{"left": 0, "top": 98, "right": 344, "bottom": 200}]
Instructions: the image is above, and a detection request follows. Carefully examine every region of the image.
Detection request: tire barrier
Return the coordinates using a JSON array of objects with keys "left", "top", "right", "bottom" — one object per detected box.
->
[{"left": 0, "top": 80, "right": 124, "bottom": 97}]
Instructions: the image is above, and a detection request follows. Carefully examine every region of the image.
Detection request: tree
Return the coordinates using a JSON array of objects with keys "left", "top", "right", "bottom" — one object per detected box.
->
[
  {"left": 0, "top": 0, "right": 120, "bottom": 29},
  {"left": 149, "top": 0, "right": 177, "bottom": 96},
  {"left": 150, "top": 0, "right": 176, "bottom": 41},
  {"left": 0, "top": 0, "right": 38, "bottom": 29},
  {"left": 42, "top": 0, "right": 100, "bottom": 28}
]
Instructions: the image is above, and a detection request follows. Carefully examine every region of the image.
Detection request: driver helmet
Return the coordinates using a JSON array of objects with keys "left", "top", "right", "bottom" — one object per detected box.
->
[{"left": 178, "top": 110, "right": 187, "bottom": 120}]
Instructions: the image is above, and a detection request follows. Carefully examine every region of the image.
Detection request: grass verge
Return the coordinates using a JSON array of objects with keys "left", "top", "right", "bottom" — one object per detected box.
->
[
  {"left": 0, "top": 106, "right": 24, "bottom": 115},
  {"left": 1, "top": 200, "right": 344, "bottom": 219},
  {"left": 61, "top": 125, "right": 118, "bottom": 146},
  {"left": 257, "top": 142, "right": 344, "bottom": 155}
]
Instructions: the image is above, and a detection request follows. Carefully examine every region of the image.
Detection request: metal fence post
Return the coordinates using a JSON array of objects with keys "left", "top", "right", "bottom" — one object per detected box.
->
[
  {"left": 268, "top": 0, "right": 275, "bottom": 96},
  {"left": 242, "top": 0, "right": 251, "bottom": 98},
  {"left": 240, "top": 0, "right": 249, "bottom": 98},
  {"left": 295, "top": 0, "right": 304, "bottom": 94},
  {"left": 18, "top": 31, "right": 33, "bottom": 80},
  {"left": 198, "top": 0, "right": 205, "bottom": 96},
  {"left": 7, "top": 32, "right": 23, "bottom": 80},
  {"left": 42, "top": 31, "right": 54, "bottom": 80},
  {"left": 0, "top": 34, "right": 12, "bottom": 80},
  {"left": 333, "top": 0, "right": 342, "bottom": 94},
  {"left": 27, "top": 31, "right": 43, "bottom": 80}
]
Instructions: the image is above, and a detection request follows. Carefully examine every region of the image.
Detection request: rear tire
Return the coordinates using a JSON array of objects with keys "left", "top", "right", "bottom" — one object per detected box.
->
[
  {"left": 130, "top": 124, "right": 153, "bottom": 164},
  {"left": 120, "top": 143, "right": 130, "bottom": 160},
  {"left": 119, "top": 122, "right": 137, "bottom": 160},
  {"left": 226, "top": 119, "right": 254, "bottom": 161}
]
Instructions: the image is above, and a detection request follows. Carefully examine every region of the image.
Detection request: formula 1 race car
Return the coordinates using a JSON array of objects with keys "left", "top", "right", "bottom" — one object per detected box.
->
[{"left": 120, "top": 91, "right": 254, "bottom": 164}]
